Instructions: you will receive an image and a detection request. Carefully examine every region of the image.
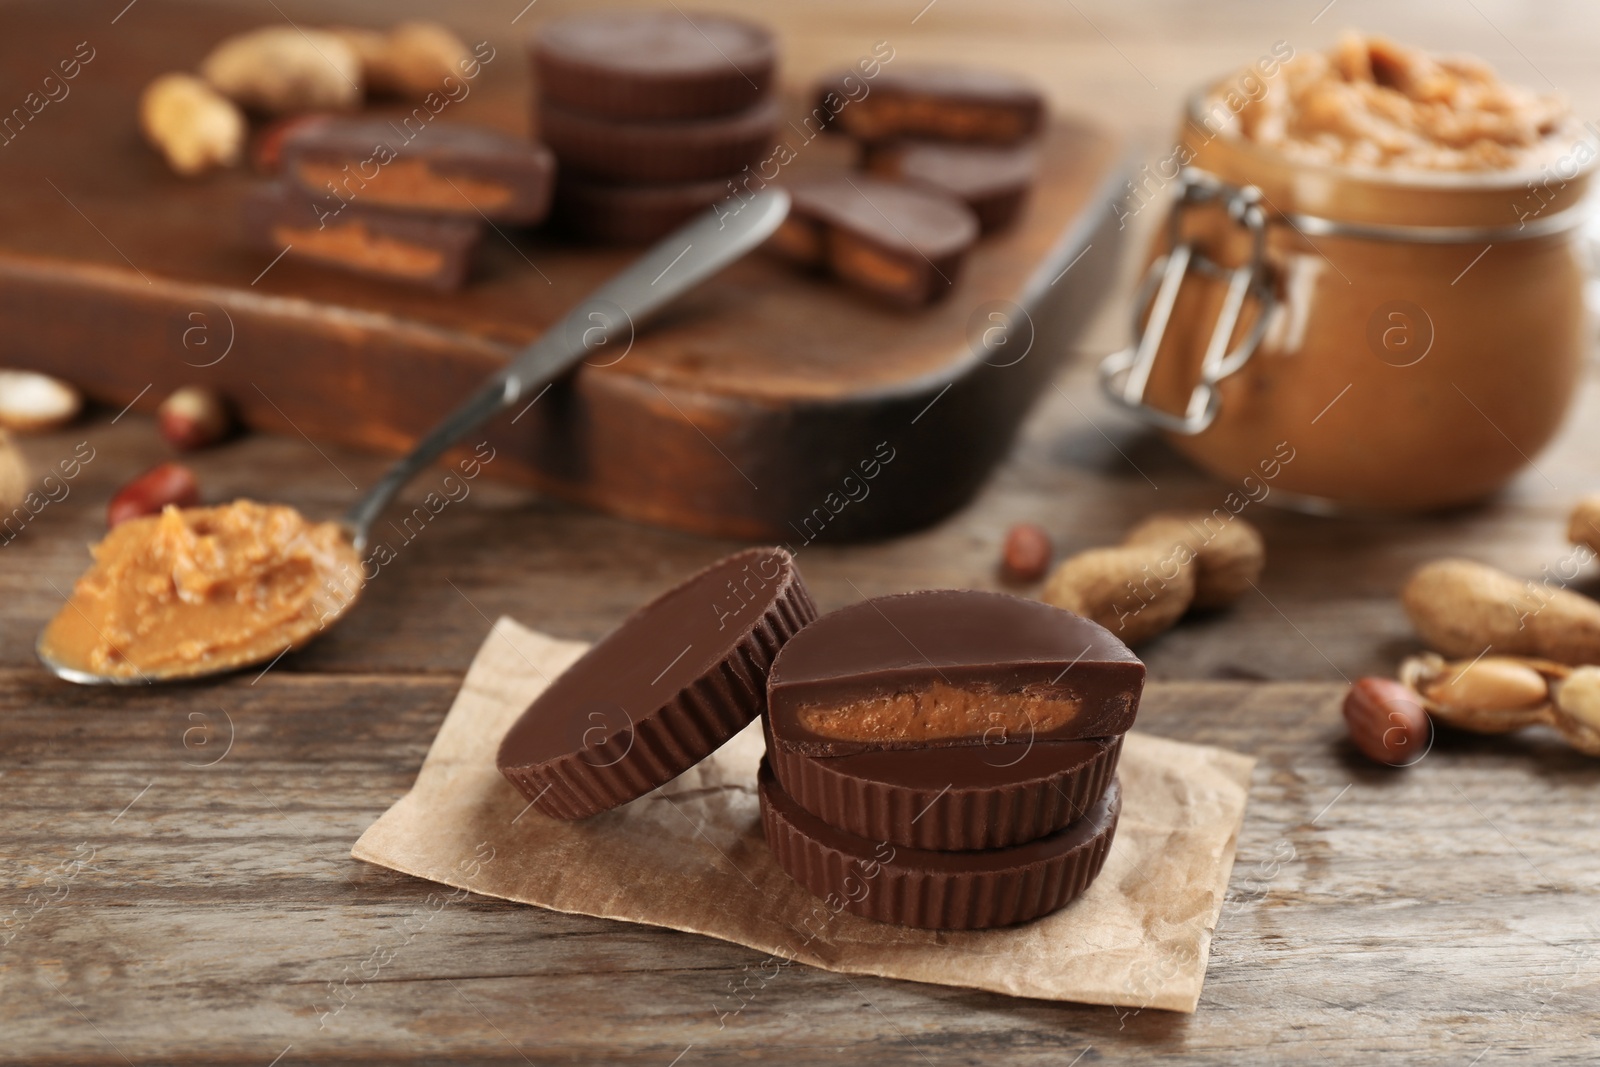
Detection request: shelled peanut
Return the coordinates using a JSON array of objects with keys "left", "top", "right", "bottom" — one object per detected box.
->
[
  {"left": 1401, "top": 653, "right": 1600, "bottom": 755},
  {"left": 1351, "top": 494, "right": 1600, "bottom": 763},
  {"left": 1040, "top": 511, "right": 1264, "bottom": 646}
]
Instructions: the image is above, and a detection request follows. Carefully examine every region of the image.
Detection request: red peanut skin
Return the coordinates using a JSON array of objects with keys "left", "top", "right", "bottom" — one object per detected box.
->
[
  {"left": 1344, "top": 677, "right": 1432, "bottom": 767},
  {"left": 1000, "top": 523, "right": 1053, "bottom": 584},
  {"left": 107, "top": 463, "right": 200, "bottom": 528}
]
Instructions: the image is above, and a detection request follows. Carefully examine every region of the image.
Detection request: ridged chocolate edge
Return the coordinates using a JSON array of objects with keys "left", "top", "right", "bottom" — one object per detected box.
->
[
  {"left": 504, "top": 549, "right": 819, "bottom": 820},
  {"left": 537, "top": 100, "right": 782, "bottom": 183},
  {"left": 552, "top": 175, "right": 730, "bottom": 245},
  {"left": 767, "top": 731, "right": 1122, "bottom": 851},
  {"left": 531, "top": 46, "right": 776, "bottom": 124},
  {"left": 761, "top": 766, "right": 1120, "bottom": 930}
]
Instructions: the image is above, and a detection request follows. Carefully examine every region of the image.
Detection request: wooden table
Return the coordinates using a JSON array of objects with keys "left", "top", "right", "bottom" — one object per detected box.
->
[{"left": 5, "top": 0, "right": 1600, "bottom": 1063}]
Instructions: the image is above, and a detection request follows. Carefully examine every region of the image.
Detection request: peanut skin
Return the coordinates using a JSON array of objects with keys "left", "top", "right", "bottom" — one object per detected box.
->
[
  {"left": 1402, "top": 558, "right": 1600, "bottom": 665},
  {"left": 1344, "top": 677, "right": 1431, "bottom": 767}
]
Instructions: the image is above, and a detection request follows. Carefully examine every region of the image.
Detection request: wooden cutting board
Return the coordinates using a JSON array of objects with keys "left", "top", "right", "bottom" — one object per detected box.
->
[{"left": 0, "top": 0, "right": 1128, "bottom": 541}]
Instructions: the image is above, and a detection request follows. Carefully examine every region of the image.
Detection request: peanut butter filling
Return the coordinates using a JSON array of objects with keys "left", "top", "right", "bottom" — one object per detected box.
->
[
  {"left": 1209, "top": 33, "right": 1571, "bottom": 172},
  {"left": 767, "top": 216, "right": 826, "bottom": 266},
  {"left": 794, "top": 680, "right": 1081, "bottom": 743},
  {"left": 39, "top": 501, "right": 361, "bottom": 680},
  {"left": 295, "top": 157, "right": 513, "bottom": 211},
  {"left": 853, "top": 99, "right": 1030, "bottom": 143},
  {"left": 830, "top": 231, "right": 921, "bottom": 295},
  {"left": 273, "top": 221, "right": 444, "bottom": 280}
]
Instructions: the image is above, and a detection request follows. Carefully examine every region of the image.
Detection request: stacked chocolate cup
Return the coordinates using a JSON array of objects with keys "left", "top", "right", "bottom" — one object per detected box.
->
[
  {"left": 246, "top": 118, "right": 555, "bottom": 290},
  {"left": 530, "top": 11, "right": 780, "bottom": 244},
  {"left": 496, "top": 547, "right": 1142, "bottom": 932},
  {"left": 760, "top": 590, "right": 1140, "bottom": 929}
]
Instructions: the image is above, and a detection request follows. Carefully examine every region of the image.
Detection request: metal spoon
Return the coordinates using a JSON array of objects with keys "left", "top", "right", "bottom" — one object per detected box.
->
[{"left": 38, "top": 190, "right": 791, "bottom": 685}]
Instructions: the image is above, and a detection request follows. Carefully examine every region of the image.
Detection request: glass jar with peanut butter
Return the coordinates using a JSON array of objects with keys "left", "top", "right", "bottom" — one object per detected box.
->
[{"left": 1102, "top": 34, "right": 1593, "bottom": 512}]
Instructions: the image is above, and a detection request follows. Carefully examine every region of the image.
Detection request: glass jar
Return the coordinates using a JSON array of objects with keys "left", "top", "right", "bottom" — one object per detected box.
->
[{"left": 1100, "top": 93, "right": 1594, "bottom": 512}]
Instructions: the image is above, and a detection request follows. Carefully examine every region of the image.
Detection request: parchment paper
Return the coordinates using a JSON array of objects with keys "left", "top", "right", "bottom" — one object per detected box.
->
[{"left": 353, "top": 617, "right": 1254, "bottom": 1012}]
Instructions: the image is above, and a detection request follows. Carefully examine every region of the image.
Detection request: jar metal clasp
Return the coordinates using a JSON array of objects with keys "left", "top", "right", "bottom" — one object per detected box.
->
[{"left": 1099, "top": 168, "right": 1277, "bottom": 435}]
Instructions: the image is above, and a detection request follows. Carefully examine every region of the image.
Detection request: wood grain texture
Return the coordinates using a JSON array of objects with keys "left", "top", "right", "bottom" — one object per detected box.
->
[
  {"left": 0, "top": 0, "right": 1127, "bottom": 541},
  {"left": 4, "top": 673, "right": 1599, "bottom": 1065},
  {"left": 4, "top": 0, "right": 1600, "bottom": 1061}
]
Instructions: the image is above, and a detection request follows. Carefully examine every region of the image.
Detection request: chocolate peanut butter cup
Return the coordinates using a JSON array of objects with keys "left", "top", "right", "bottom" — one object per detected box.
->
[
  {"left": 243, "top": 182, "right": 483, "bottom": 290},
  {"left": 862, "top": 140, "right": 1037, "bottom": 234},
  {"left": 280, "top": 118, "right": 556, "bottom": 224},
  {"left": 765, "top": 724, "right": 1122, "bottom": 851},
  {"left": 765, "top": 177, "right": 978, "bottom": 307},
  {"left": 815, "top": 64, "right": 1046, "bottom": 145},
  {"left": 551, "top": 174, "right": 734, "bottom": 245},
  {"left": 531, "top": 11, "right": 776, "bottom": 122},
  {"left": 537, "top": 98, "right": 780, "bottom": 184},
  {"left": 766, "top": 590, "right": 1144, "bottom": 757},
  {"left": 497, "top": 548, "right": 816, "bottom": 820},
  {"left": 760, "top": 763, "right": 1121, "bottom": 929}
]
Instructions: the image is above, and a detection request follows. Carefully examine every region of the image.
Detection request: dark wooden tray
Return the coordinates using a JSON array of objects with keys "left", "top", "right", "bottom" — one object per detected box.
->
[{"left": 0, "top": 0, "right": 1127, "bottom": 541}]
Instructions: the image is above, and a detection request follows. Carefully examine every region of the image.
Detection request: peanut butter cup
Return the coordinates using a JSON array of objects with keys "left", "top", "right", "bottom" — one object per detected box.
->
[
  {"left": 760, "top": 763, "right": 1121, "bottom": 929},
  {"left": 280, "top": 118, "right": 556, "bottom": 224},
  {"left": 531, "top": 11, "right": 775, "bottom": 122},
  {"left": 243, "top": 182, "right": 482, "bottom": 290},
  {"left": 765, "top": 722, "right": 1121, "bottom": 850},
  {"left": 766, "top": 590, "right": 1143, "bottom": 757},
  {"left": 537, "top": 98, "right": 780, "bottom": 184},
  {"left": 862, "top": 140, "right": 1037, "bottom": 233},
  {"left": 497, "top": 548, "right": 816, "bottom": 820},
  {"left": 765, "top": 177, "right": 978, "bottom": 307},
  {"left": 815, "top": 65, "right": 1045, "bottom": 145}
]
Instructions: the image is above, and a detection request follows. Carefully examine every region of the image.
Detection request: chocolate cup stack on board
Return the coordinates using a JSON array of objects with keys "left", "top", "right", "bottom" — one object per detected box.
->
[
  {"left": 530, "top": 11, "right": 780, "bottom": 245},
  {"left": 244, "top": 118, "right": 555, "bottom": 290},
  {"left": 767, "top": 66, "right": 1046, "bottom": 307},
  {"left": 496, "top": 550, "right": 1143, "bottom": 931}
]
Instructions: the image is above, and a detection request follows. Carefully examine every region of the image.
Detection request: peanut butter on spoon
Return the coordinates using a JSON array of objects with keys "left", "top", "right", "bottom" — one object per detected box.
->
[{"left": 38, "top": 501, "right": 361, "bottom": 682}]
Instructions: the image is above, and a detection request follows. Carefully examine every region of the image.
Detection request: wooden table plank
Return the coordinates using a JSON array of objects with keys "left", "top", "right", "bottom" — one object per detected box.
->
[
  {"left": 4, "top": 674, "right": 1598, "bottom": 1065},
  {"left": 5, "top": 0, "right": 1600, "bottom": 1062}
]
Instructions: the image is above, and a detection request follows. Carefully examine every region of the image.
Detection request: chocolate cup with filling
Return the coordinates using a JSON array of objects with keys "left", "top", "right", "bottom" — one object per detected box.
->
[
  {"left": 497, "top": 548, "right": 816, "bottom": 820},
  {"left": 862, "top": 140, "right": 1037, "bottom": 234},
  {"left": 765, "top": 177, "right": 978, "bottom": 307},
  {"left": 765, "top": 717, "right": 1122, "bottom": 850},
  {"left": 537, "top": 98, "right": 780, "bottom": 184},
  {"left": 551, "top": 173, "right": 734, "bottom": 245},
  {"left": 814, "top": 64, "right": 1046, "bottom": 146},
  {"left": 280, "top": 119, "right": 556, "bottom": 224},
  {"left": 766, "top": 589, "right": 1143, "bottom": 757},
  {"left": 530, "top": 10, "right": 775, "bottom": 122},
  {"left": 761, "top": 762, "right": 1120, "bottom": 930},
  {"left": 243, "top": 182, "right": 483, "bottom": 291}
]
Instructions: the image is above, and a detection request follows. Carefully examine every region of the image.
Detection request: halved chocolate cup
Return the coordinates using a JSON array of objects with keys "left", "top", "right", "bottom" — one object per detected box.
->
[
  {"left": 766, "top": 590, "right": 1144, "bottom": 757},
  {"left": 497, "top": 547, "right": 816, "bottom": 819},
  {"left": 760, "top": 762, "right": 1120, "bottom": 930}
]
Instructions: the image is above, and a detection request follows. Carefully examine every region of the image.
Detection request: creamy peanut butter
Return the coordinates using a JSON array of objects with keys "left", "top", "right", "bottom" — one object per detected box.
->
[
  {"left": 795, "top": 680, "right": 1081, "bottom": 744},
  {"left": 40, "top": 501, "right": 361, "bottom": 680},
  {"left": 295, "top": 157, "right": 513, "bottom": 212},
  {"left": 1209, "top": 34, "right": 1570, "bottom": 171},
  {"left": 272, "top": 222, "right": 445, "bottom": 280}
]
